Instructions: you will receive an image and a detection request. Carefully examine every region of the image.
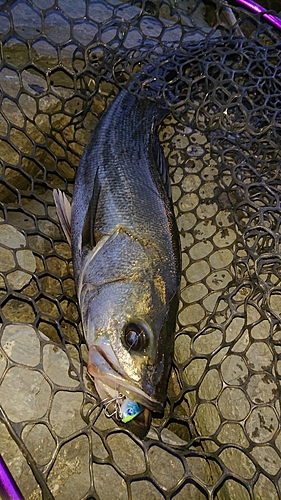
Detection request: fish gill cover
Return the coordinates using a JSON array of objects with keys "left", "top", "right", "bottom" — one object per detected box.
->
[{"left": 0, "top": 0, "right": 281, "bottom": 499}]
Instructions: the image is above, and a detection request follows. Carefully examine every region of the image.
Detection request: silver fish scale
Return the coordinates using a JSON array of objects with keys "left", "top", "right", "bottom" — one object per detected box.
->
[{"left": 0, "top": 0, "right": 281, "bottom": 499}]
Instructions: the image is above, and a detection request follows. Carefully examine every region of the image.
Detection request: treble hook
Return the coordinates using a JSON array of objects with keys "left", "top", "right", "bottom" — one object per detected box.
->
[{"left": 101, "top": 393, "right": 124, "bottom": 419}]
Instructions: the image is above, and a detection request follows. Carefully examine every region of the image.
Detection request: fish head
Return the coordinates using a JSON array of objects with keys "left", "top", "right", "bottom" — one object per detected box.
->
[
  {"left": 78, "top": 229, "right": 180, "bottom": 435},
  {"left": 83, "top": 278, "right": 177, "bottom": 415}
]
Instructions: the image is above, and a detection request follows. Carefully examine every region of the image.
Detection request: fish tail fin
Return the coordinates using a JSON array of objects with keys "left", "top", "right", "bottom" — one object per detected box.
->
[{"left": 53, "top": 188, "right": 72, "bottom": 245}]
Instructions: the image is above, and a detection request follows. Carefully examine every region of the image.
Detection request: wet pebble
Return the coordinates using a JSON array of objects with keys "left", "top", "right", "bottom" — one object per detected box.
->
[
  {"left": 107, "top": 432, "right": 146, "bottom": 475},
  {"left": 0, "top": 221, "right": 36, "bottom": 290},
  {"left": 251, "top": 445, "right": 280, "bottom": 476},
  {"left": 0, "top": 366, "right": 51, "bottom": 422},
  {"left": 0, "top": 221, "right": 26, "bottom": 248},
  {"left": 22, "top": 423, "right": 56, "bottom": 466},
  {"left": 246, "top": 342, "right": 273, "bottom": 371},
  {"left": 246, "top": 406, "right": 278, "bottom": 444},
  {"left": 219, "top": 447, "right": 255, "bottom": 480},
  {"left": 1, "top": 323, "right": 40, "bottom": 366},
  {"left": 49, "top": 391, "right": 85, "bottom": 438},
  {"left": 217, "top": 423, "right": 249, "bottom": 448},
  {"left": 148, "top": 446, "right": 184, "bottom": 490},
  {"left": 48, "top": 435, "right": 90, "bottom": 500},
  {"left": 220, "top": 354, "right": 249, "bottom": 386},
  {"left": 218, "top": 387, "right": 250, "bottom": 421}
]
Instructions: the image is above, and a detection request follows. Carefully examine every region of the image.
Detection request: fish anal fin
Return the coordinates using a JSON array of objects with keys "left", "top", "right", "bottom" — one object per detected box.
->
[{"left": 53, "top": 189, "right": 72, "bottom": 245}]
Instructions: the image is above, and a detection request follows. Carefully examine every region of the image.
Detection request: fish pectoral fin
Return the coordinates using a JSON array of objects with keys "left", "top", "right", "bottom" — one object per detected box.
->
[
  {"left": 82, "top": 172, "right": 101, "bottom": 250},
  {"left": 79, "top": 227, "right": 153, "bottom": 287},
  {"left": 53, "top": 188, "right": 72, "bottom": 245}
]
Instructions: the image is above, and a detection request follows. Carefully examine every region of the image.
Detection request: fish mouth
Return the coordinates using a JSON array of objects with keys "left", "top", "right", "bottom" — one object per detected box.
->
[{"left": 87, "top": 343, "right": 163, "bottom": 413}]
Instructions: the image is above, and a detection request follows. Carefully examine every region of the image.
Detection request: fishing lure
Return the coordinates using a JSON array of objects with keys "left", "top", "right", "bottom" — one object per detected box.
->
[
  {"left": 102, "top": 394, "right": 144, "bottom": 423},
  {"left": 120, "top": 399, "right": 144, "bottom": 424}
]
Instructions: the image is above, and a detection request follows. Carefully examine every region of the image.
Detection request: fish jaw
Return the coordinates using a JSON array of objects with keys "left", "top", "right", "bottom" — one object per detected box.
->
[{"left": 87, "top": 343, "right": 164, "bottom": 413}]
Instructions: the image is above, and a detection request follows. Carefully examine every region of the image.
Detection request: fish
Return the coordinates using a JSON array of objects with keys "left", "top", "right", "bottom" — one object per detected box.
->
[{"left": 53, "top": 89, "right": 181, "bottom": 437}]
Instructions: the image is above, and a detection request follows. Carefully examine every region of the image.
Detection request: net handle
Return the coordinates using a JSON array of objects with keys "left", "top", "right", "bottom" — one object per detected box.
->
[
  {"left": 0, "top": 455, "right": 24, "bottom": 500},
  {"left": 232, "top": 0, "right": 281, "bottom": 31}
]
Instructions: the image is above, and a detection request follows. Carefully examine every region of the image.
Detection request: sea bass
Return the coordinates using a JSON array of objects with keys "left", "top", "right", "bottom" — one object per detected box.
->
[{"left": 54, "top": 89, "right": 181, "bottom": 436}]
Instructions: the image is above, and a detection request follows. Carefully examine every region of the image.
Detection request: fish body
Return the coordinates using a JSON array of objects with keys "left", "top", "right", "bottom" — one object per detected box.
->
[{"left": 54, "top": 89, "right": 180, "bottom": 433}]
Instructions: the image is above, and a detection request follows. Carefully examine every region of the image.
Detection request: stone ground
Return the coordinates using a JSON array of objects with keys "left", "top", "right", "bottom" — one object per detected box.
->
[{"left": 1, "top": 1, "right": 281, "bottom": 499}]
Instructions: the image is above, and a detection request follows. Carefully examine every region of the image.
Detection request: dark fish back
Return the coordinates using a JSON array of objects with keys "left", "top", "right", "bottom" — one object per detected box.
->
[{"left": 71, "top": 90, "right": 180, "bottom": 295}]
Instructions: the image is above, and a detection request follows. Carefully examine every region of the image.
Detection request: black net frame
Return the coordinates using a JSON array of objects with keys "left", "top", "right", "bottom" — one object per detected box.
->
[{"left": 1, "top": 1, "right": 281, "bottom": 499}]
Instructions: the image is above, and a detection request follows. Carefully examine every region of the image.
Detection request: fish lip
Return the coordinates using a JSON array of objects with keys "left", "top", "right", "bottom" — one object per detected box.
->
[
  {"left": 87, "top": 344, "right": 163, "bottom": 412},
  {"left": 94, "top": 343, "right": 128, "bottom": 379}
]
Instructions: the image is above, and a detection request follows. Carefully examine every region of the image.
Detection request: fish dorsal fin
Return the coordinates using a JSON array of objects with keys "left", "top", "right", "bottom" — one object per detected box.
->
[{"left": 53, "top": 188, "right": 71, "bottom": 245}]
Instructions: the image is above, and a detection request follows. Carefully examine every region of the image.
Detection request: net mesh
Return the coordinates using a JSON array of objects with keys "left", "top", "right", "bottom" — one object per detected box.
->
[{"left": 1, "top": 0, "right": 281, "bottom": 499}]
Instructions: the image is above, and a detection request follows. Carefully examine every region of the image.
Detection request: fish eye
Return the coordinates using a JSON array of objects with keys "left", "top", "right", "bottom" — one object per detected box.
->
[{"left": 123, "top": 323, "right": 146, "bottom": 352}]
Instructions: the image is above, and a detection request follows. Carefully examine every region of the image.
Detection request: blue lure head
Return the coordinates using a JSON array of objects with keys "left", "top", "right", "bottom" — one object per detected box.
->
[
  {"left": 102, "top": 394, "right": 144, "bottom": 424},
  {"left": 120, "top": 398, "right": 144, "bottom": 423}
]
